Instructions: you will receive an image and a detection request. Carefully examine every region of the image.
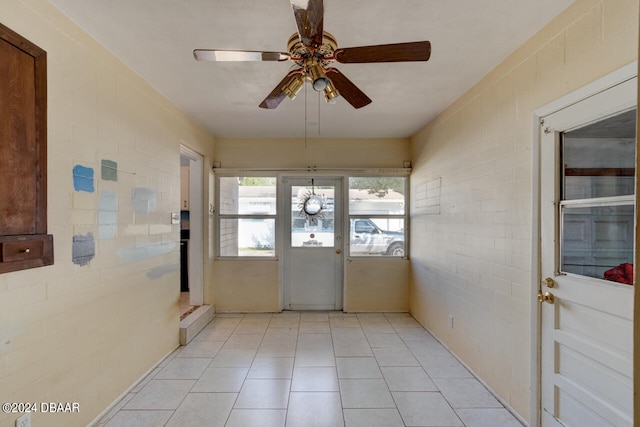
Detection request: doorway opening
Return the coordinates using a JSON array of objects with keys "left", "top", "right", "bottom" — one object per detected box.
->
[{"left": 180, "top": 146, "right": 204, "bottom": 321}]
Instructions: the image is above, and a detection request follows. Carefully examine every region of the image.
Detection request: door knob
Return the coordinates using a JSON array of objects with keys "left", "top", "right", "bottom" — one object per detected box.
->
[
  {"left": 336, "top": 249, "right": 341, "bottom": 254},
  {"left": 537, "top": 291, "right": 555, "bottom": 304},
  {"left": 542, "top": 277, "right": 555, "bottom": 288}
]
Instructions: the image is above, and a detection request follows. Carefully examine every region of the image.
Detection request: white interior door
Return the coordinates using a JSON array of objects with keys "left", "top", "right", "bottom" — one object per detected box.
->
[
  {"left": 283, "top": 177, "right": 343, "bottom": 310},
  {"left": 540, "top": 77, "right": 636, "bottom": 426}
]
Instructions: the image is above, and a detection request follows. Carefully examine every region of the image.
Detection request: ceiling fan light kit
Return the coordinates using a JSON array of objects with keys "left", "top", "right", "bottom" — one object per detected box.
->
[{"left": 193, "top": 0, "right": 431, "bottom": 109}]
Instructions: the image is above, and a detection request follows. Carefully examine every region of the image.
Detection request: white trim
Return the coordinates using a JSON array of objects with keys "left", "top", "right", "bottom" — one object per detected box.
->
[{"left": 531, "top": 61, "right": 637, "bottom": 427}]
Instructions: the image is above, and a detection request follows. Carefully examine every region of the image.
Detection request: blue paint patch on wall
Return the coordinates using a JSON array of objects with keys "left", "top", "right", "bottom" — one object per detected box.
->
[
  {"left": 117, "top": 242, "right": 175, "bottom": 263},
  {"left": 98, "top": 191, "right": 118, "bottom": 240},
  {"left": 146, "top": 262, "right": 180, "bottom": 279},
  {"left": 73, "top": 165, "right": 94, "bottom": 193},
  {"left": 132, "top": 188, "right": 157, "bottom": 213},
  {"left": 72, "top": 232, "right": 95, "bottom": 266}
]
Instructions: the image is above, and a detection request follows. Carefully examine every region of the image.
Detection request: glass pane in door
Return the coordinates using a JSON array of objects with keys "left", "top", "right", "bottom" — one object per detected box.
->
[{"left": 290, "top": 184, "right": 335, "bottom": 248}]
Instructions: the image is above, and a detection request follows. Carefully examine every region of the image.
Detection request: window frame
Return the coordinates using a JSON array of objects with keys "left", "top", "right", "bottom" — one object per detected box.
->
[
  {"left": 347, "top": 175, "right": 409, "bottom": 259},
  {"left": 214, "top": 171, "right": 410, "bottom": 260},
  {"left": 215, "top": 174, "right": 278, "bottom": 260}
]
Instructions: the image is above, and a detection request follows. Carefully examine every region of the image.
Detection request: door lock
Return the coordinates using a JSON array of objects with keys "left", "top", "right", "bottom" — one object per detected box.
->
[
  {"left": 542, "top": 277, "right": 555, "bottom": 288},
  {"left": 336, "top": 249, "right": 341, "bottom": 254},
  {"left": 537, "top": 291, "right": 555, "bottom": 304}
]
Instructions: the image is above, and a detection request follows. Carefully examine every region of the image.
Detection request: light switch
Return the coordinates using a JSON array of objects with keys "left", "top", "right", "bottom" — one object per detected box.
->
[{"left": 171, "top": 212, "right": 180, "bottom": 225}]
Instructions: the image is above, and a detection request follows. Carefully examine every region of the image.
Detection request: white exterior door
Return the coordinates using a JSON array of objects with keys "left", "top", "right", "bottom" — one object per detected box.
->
[
  {"left": 283, "top": 177, "right": 343, "bottom": 310},
  {"left": 539, "top": 77, "right": 636, "bottom": 426}
]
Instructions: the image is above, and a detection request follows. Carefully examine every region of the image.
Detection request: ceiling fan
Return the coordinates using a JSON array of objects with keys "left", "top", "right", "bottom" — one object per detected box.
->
[{"left": 193, "top": 0, "right": 431, "bottom": 109}]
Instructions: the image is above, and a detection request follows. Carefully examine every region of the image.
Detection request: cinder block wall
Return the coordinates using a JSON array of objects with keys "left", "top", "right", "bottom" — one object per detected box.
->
[
  {"left": 0, "top": 1, "right": 215, "bottom": 426},
  {"left": 409, "top": 0, "right": 638, "bottom": 421}
]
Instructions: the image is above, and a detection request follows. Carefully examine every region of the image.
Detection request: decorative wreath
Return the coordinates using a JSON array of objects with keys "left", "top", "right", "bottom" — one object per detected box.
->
[{"left": 298, "top": 180, "right": 325, "bottom": 224}]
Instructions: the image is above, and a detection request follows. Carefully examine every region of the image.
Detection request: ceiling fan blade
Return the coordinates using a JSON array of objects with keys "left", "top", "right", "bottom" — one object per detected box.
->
[
  {"left": 290, "top": 0, "right": 324, "bottom": 50},
  {"left": 334, "top": 41, "right": 431, "bottom": 63},
  {"left": 259, "top": 71, "right": 300, "bottom": 109},
  {"left": 325, "top": 68, "right": 371, "bottom": 109},
  {"left": 193, "top": 49, "right": 289, "bottom": 62}
]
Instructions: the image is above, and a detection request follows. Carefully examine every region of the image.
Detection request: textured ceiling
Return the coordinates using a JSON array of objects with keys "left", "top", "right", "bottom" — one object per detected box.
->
[{"left": 50, "top": 0, "right": 574, "bottom": 139}]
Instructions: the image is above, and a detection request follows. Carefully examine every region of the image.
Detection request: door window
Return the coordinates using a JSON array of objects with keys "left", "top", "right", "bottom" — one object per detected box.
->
[{"left": 559, "top": 109, "right": 636, "bottom": 284}]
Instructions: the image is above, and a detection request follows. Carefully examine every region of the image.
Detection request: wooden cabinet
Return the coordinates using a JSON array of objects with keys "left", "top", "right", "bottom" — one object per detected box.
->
[
  {"left": 0, "top": 24, "right": 53, "bottom": 273},
  {"left": 180, "top": 166, "right": 190, "bottom": 210}
]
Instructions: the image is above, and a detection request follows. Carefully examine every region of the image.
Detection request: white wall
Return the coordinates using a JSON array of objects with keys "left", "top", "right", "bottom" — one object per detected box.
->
[
  {"left": 409, "top": 0, "right": 638, "bottom": 421},
  {"left": 0, "top": 1, "right": 215, "bottom": 426}
]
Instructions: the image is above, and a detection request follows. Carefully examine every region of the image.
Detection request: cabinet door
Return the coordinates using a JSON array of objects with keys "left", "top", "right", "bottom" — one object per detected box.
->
[{"left": 0, "top": 24, "right": 53, "bottom": 273}]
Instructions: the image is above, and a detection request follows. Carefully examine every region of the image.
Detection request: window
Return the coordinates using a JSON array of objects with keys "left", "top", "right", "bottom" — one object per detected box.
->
[
  {"left": 560, "top": 109, "right": 636, "bottom": 284},
  {"left": 348, "top": 177, "right": 407, "bottom": 257},
  {"left": 218, "top": 177, "right": 276, "bottom": 257}
]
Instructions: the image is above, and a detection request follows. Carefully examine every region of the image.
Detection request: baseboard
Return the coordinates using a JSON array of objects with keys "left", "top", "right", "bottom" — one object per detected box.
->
[{"left": 179, "top": 304, "right": 215, "bottom": 345}]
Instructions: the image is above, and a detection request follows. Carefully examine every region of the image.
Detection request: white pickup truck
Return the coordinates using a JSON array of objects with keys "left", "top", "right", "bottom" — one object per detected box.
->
[{"left": 350, "top": 218, "right": 405, "bottom": 256}]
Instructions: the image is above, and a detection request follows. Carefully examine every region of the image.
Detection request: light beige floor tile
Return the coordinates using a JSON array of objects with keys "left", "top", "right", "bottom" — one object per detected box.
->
[
  {"left": 210, "top": 317, "right": 243, "bottom": 327},
  {"left": 404, "top": 338, "right": 451, "bottom": 357},
  {"left": 291, "top": 366, "right": 339, "bottom": 391},
  {"left": 381, "top": 366, "right": 438, "bottom": 392},
  {"left": 385, "top": 314, "right": 421, "bottom": 327},
  {"left": 100, "top": 312, "right": 516, "bottom": 427},
  {"left": 394, "top": 327, "right": 433, "bottom": 340},
  {"left": 373, "top": 347, "right": 420, "bottom": 367},
  {"left": 343, "top": 408, "right": 404, "bottom": 427},
  {"left": 299, "top": 321, "right": 331, "bottom": 334},
  {"left": 392, "top": 391, "right": 463, "bottom": 426},
  {"left": 269, "top": 316, "right": 301, "bottom": 328},
  {"left": 210, "top": 348, "right": 257, "bottom": 367},
  {"left": 330, "top": 317, "right": 361, "bottom": 328},
  {"left": 226, "top": 409, "right": 287, "bottom": 427},
  {"left": 154, "top": 357, "right": 211, "bottom": 380},
  {"left": 223, "top": 333, "right": 264, "bottom": 349},
  {"left": 104, "top": 410, "right": 173, "bottom": 427},
  {"left": 336, "top": 357, "right": 382, "bottom": 379},
  {"left": 417, "top": 355, "right": 473, "bottom": 378},
  {"left": 248, "top": 357, "right": 295, "bottom": 379},
  {"left": 296, "top": 332, "right": 333, "bottom": 349},
  {"left": 294, "top": 348, "right": 336, "bottom": 367},
  {"left": 193, "top": 326, "right": 234, "bottom": 342},
  {"left": 235, "top": 379, "right": 291, "bottom": 409},
  {"left": 361, "top": 323, "right": 396, "bottom": 334},
  {"left": 339, "top": 379, "right": 395, "bottom": 408},
  {"left": 257, "top": 340, "right": 298, "bottom": 358},
  {"left": 242, "top": 313, "right": 274, "bottom": 321},
  {"left": 300, "top": 312, "right": 329, "bottom": 321},
  {"left": 455, "top": 408, "right": 523, "bottom": 427},
  {"left": 333, "top": 333, "right": 373, "bottom": 357},
  {"left": 365, "top": 333, "right": 404, "bottom": 348},
  {"left": 191, "top": 367, "right": 248, "bottom": 392},
  {"left": 165, "top": 393, "right": 236, "bottom": 427},
  {"left": 123, "top": 379, "right": 195, "bottom": 410},
  {"left": 286, "top": 392, "right": 344, "bottom": 427},
  {"left": 234, "top": 321, "right": 269, "bottom": 334},
  {"left": 176, "top": 340, "right": 223, "bottom": 358},
  {"left": 433, "top": 378, "right": 502, "bottom": 408}
]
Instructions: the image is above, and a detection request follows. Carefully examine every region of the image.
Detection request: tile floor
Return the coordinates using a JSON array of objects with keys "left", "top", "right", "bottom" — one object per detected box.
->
[{"left": 95, "top": 312, "right": 523, "bottom": 427}]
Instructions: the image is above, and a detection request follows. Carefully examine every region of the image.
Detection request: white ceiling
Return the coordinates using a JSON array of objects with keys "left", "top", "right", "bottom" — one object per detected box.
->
[{"left": 50, "top": 0, "right": 574, "bottom": 139}]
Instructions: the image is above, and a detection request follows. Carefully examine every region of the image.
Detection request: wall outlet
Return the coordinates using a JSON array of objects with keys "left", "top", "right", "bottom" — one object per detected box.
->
[
  {"left": 16, "top": 412, "right": 30, "bottom": 427},
  {"left": 448, "top": 314, "right": 454, "bottom": 328}
]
